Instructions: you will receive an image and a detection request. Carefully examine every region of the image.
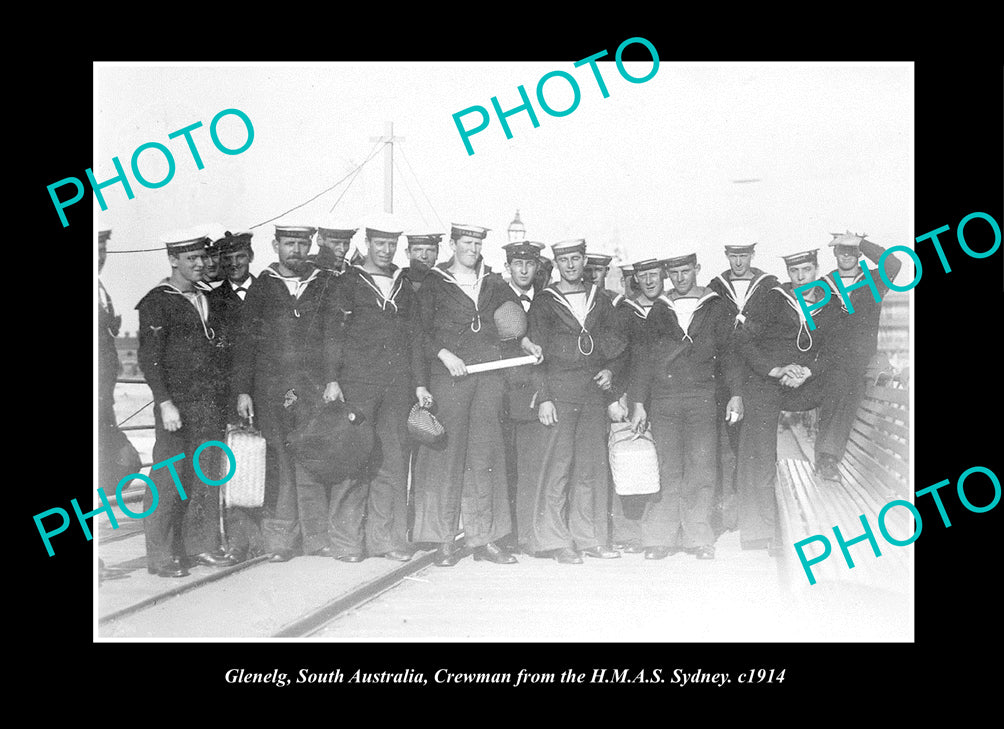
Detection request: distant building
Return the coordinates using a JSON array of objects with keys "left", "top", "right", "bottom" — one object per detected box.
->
[{"left": 114, "top": 333, "right": 142, "bottom": 378}]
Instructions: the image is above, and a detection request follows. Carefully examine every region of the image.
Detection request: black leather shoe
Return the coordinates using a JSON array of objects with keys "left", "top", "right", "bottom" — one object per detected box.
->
[
  {"left": 553, "top": 547, "right": 583, "bottom": 564},
  {"left": 695, "top": 545, "right": 715, "bottom": 560},
  {"left": 434, "top": 541, "right": 463, "bottom": 567},
  {"left": 148, "top": 562, "right": 189, "bottom": 578},
  {"left": 336, "top": 553, "right": 365, "bottom": 563},
  {"left": 382, "top": 550, "right": 412, "bottom": 562},
  {"left": 473, "top": 541, "right": 517, "bottom": 564},
  {"left": 644, "top": 546, "right": 671, "bottom": 560},
  {"left": 268, "top": 549, "right": 295, "bottom": 563},
  {"left": 582, "top": 545, "right": 621, "bottom": 559},
  {"left": 192, "top": 551, "right": 238, "bottom": 568},
  {"left": 815, "top": 455, "right": 841, "bottom": 481},
  {"left": 310, "top": 546, "right": 337, "bottom": 558}
]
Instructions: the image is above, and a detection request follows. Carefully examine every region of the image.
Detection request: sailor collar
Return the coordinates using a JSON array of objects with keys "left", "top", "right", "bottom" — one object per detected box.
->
[
  {"left": 618, "top": 295, "right": 652, "bottom": 319},
  {"left": 149, "top": 279, "right": 215, "bottom": 341},
  {"left": 261, "top": 263, "right": 326, "bottom": 317},
  {"left": 771, "top": 283, "right": 830, "bottom": 352},
  {"left": 542, "top": 282, "right": 600, "bottom": 355},
  {"left": 656, "top": 290, "right": 719, "bottom": 311},
  {"left": 350, "top": 264, "right": 406, "bottom": 312},
  {"left": 261, "top": 262, "right": 323, "bottom": 286},
  {"left": 714, "top": 269, "right": 772, "bottom": 298},
  {"left": 430, "top": 258, "right": 493, "bottom": 333},
  {"left": 430, "top": 257, "right": 492, "bottom": 285},
  {"left": 655, "top": 290, "right": 719, "bottom": 342}
]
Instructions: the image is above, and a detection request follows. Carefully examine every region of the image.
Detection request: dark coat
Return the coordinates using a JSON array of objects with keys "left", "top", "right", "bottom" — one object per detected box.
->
[
  {"left": 207, "top": 276, "right": 254, "bottom": 416},
  {"left": 136, "top": 282, "right": 222, "bottom": 412},
  {"left": 414, "top": 259, "right": 520, "bottom": 386},
  {"left": 627, "top": 291, "right": 743, "bottom": 403},
  {"left": 231, "top": 264, "right": 336, "bottom": 424},
  {"left": 322, "top": 265, "right": 420, "bottom": 388},
  {"left": 707, "top": 268, "right": 779, "bottom": 336},
  {"left": 608, "top": 293, "right": 653, "bottom": 399},
  {"left": 526, "top": 282, "right": 624, "bottom": 406},
  {"left": 735, "top": 282, "right": 849, "bottom": 380}
]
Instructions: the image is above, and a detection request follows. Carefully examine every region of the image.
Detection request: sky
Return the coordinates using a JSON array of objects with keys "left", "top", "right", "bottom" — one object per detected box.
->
[{"left": 94, "top": 61, "right": 913, "bottom": 335}]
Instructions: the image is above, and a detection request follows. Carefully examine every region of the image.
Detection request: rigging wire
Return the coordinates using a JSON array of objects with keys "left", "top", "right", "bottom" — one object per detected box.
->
[
  {"left": 398, "top": 144, "right": 446, "bottom": 231},
  {"left": 393, "top": 155, "right": 428, "bottom": 228},
  {"left": 103, "top": 140, "right": 389, "bottom": 254}
]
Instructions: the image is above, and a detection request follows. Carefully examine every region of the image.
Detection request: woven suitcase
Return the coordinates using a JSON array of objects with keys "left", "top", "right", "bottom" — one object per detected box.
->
[
  {"left": 222, "top": 418, "right": 267, "bottom": 508},
  {"left": 608, "top": 421, "right": 660, "bottom": 496}
]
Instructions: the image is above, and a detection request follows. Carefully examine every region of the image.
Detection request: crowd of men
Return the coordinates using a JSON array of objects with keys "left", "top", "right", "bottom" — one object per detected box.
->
[{"left": 97, "top": 223, "right": 902, "bottom": 577}]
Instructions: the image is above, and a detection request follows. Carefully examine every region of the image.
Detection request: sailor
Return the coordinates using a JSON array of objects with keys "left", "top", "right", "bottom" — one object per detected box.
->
[
  {"left": 532, "top": 252, "right": 554, "bottom": 293},
  {"left": 500, "top": 240, "right": 545, "bottom": 548},
  {"left": 584, "top": 252, "right": 613, "bottom": 291},
  {"left": 401, "top": 233, "right": 442, "bottom": 292},
  {"left": 208, "top": 231, "right": 256, "bottom": 376},
  {"left": 234, "top": 225, "right": 336, "bottom": 562},
  {"left": 411, "top": 223, "right": 542, "bottom": 567},
  {"left": 98, "top": 229, "right": 126, "bottom": 582},
  {"left": 98, "top": 229, "right": 122, "bottom": 437},
  {"left": 706, "top": 242, "right": 778, "bottom": 534},
  {"left": 628, "top": 253, "right": 744, "bottom": 560},
  {"left": 195, "top": 235, "right": 225, "bottom": 291},
  {"left": 608, "top": 258, "right": 666, "bottom": 554},
  {"left": 823, "top": 231, "right": 903, "bottom": 458},
  {"left": 620, "top": 264, "right": 640, "bottom": 300},
  {"left": 524, "top": 239, "right": 624, "bottom": 564},
  {"left": 733, "top": 248, "right": 851, "bottom": 551},
  {"left": 207, "top": 230, "right": 263, "bottom": 560},
  {"left": 312, "top": 226, "right": 356, "bottom": 274},
  {"left": 136, "top": 232, "right": 238, "bottom": 577},
  {"left": 320, "top": 224, "right": 418, "bottom": 562}
]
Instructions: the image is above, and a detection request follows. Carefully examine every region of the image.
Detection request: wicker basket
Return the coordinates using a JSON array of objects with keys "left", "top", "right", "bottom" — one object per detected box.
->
[
  {"left": 608, "top": 421, "right": 660, "bottom": 496},
  {"left": 222, "top": 419, "right": 267, "bottom": 508}
]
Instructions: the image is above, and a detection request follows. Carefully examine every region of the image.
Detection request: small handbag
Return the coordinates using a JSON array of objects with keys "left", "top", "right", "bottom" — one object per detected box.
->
[
  {"left": 608, "top": 421, "right": 660, "bottom": 496},
  {"left": 407, "top": 403, "right": 446, "bottom": 444}
]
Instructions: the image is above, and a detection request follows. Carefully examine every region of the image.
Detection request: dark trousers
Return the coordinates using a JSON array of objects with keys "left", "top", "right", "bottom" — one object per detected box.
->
[
  {"left": 143, "top": 404, "right": 223, "bottom": 570},
  {"left": 325, "top": 380, "right": 412, "bottom": 556},
  {"left": 413, "top": 372, "right": 511, "bottom": 548},
  {"left": 715, "top": 385, "right": 741, "bottom": 532},
  {"left": 735, "top": 368, "right": 851, "bottom": 546},
  {"left": 823, "top": 367, "right": 867, "bottom": 460},
  {"left": 259, "top": 399, "right": 301, "bottom": 554},
  {"left": 222, "top": 505, "right": 264, "bottom": 559},
  {"left": 510, "top": 418, "right": 546, "bottom": 550},
  {"left": 610, "top": 458, "right": 645, "bottom": 546},
  {"left": 521, "top": 400, "right": 610, "bottom": 553},
  {"left": 640, "top": 394, "right": 717, "bottom": 549}
]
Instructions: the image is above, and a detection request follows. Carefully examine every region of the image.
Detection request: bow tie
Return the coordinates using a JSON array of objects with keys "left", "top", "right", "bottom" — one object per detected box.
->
[{"left": 519, "top": 294, "right": 531, "bottom": 302}]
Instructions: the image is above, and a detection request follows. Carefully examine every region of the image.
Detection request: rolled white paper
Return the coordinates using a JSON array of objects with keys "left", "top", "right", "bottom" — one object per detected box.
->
[{"left": 465, "top": 355, "right": 539, "bottom": 374}]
